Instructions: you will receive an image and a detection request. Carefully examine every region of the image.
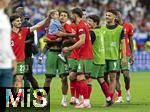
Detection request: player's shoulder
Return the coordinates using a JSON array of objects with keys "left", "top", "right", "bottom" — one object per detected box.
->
[
  {"left": 64, "top": 22, "right": 70, "bottom": 27},
  {"left": 20, "top": 27, "right": 30, "bottom": 34},
  {"left": 117, "top": 24, "right": 124, "bottom": 30},
  {"left": 78, "top": 21, "right": 89, "bottom": 29},
  {"left": 124, "top": 22, "right": 134, "bottom": 28},
  {"left": 21, "top": 27, "right": 29, "bottom": 31}
]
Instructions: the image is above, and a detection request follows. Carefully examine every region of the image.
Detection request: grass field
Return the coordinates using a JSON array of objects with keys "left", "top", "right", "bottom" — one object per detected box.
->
[
  {"left": 7, "top": 72, "right": 150, "bottom": 112},
  {"left": 42, "top": 72, "right": 150, "bottom": 112}
]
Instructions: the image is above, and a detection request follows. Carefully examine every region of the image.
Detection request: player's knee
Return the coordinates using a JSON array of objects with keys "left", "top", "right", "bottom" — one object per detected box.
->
[
  {"left": 15, "top": 75, "right": 23, "bottom": 82},
  {"left": 45, "top": 76, "right": 53, "bottom": 83},
  {"left": 86, "top": 78, "right": 92, "bottom": 85},
  {"left": 69, "top": 72, "right": 76, "bottom": 81},
  {"left": 116, "top": 75, "right": 120, "bottom": 81},
  {"left": 61, "top": 76, "right": 67, "bottom": 83},
  {"left": 109, "top": 73, "right": 116, "bottom": 81},
  {"left": 77, "top": 74, "right": 84, "bottom": 81}
]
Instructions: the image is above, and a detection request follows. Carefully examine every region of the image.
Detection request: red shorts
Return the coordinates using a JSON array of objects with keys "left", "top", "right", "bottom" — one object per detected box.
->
[{"left": 47, "top": 34, "right": 58, "bottom": 40}]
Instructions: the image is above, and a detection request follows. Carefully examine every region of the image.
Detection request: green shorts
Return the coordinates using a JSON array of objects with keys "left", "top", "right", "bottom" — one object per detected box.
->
[
  {"left": 68, "top": 58, "right": 93, "bottom": 74},
  {"left": 24, "top": 57, "right": 33, "bottom": 74},
  {"left": 91, "top": 63, "right": 105, "bottom": 78},
  {"left": 105, "top": 60, "right": 120, "bottom": 73},
  {"left": 46, "top": 51, "right": 68, "bottom": 76},
  {"left": 120, "top": 57, "right": 130, "bottom": 71},
  {"left": 16, "top": 61, "right": 25, "bottom": 75}
]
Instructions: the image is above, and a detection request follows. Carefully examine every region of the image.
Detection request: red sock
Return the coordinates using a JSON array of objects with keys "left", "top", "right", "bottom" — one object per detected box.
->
[
  {"left": 110, "top": 93, "right": 114, "bottom": 100},
  {"left": 75, "top": 81, "right": 80, "bottom": 99},
  {"left": 87, "top": 84, "right": 92, "bottom": 98},
  {"left": 70, "top": 80, "right": 76, "bottom": 97},
  {"left": 117, "top": 90, "right": 122, "bottom": 97},
  {"left": 79, "top": 80, "right": 88, "bottom": 99},
  {"left": 100, "top": 82, "right": 111, "bottom": 98}
]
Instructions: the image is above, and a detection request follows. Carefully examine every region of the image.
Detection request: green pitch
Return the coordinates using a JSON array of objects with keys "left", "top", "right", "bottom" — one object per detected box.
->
[
  {"left": 7, "top": 72, "right": 150, "bottom": 112},
  {"left": 36, "top": 72, "right": 150, "bottom": 112}
]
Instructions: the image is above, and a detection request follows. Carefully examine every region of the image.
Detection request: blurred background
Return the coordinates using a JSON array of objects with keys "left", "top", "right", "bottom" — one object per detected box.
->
[{"left": 7, "top": 0, "right": 150, "bottom": 72}]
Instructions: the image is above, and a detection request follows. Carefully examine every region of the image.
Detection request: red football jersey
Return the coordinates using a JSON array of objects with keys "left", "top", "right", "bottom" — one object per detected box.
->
[
  {"left": 71, "top": 20, "right": 94, "bottom": 59},
  {"left": 11, "top": 28, "right": 30, "bottom": 61},
  {"left": 63, "top": 23, "right": 72, "bottom": 33},
  {"left": 64, "top": 23, "right": 79, "bottom": 59},
  {"left": 122, "top": 22, "right": 134, "bottom": 57}
]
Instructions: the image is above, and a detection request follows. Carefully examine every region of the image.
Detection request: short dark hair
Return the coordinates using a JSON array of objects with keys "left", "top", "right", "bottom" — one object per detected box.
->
[
  {"left": 71, "top": 7, "right": 83, "bottom": 18},
  {"left": 10, "top": 13, "right": 21, "bottom": 23},
  {"left": 87, "top": 15, "right": 100, "bottom": 25},
  {"left": 107, "top": 9, "right": 118, "bottom": 16},
  {"left": 60, "top": 10, "right": 70, "bottom": 18}
]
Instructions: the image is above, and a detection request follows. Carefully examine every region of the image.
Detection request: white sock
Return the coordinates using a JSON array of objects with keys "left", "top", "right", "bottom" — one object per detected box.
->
[
  {"left": 76, "top": 98, "right": 80, "bottom": 104},
  {"left": 62, "top": 95, "right": 67, "bottom": 101},
  {"left": 71, "top": 96, "right": 76, "bottom": 101},
  {"left": 81, "top": 95, "right": 84, "bottom": 100},
  {"left": 106, "top": 96, "right": 111, "bottom": 101},
  {"left": 84, "top": 99, "right": 90, "bottom": 105},
  {"left": 18, "top": 89, "right": 22, "bottom": 93},
  {"left": 61, "top": 52, "right": 64, "bottom": 55},
  {"left": 126, "top": 89, "right": 130, "bottom": 94},
  {"left": 118, "top": 96, "right": 123, "bottom": 99}
]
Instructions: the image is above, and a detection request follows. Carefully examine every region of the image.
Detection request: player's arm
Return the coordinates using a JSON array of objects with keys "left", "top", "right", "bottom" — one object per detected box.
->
[
  {"left": 44, "top": 36, "right": 62, "bottom": 44},
  {"left": 129, "top": 24, "right": 134, "bottom": 64},
  {"left": 90, "top": 30, "right": 96, "bottom": 44},
  {"left": 55, "top": 31, "right": 75, "bottom": 38},
  {"left": 121, "top": 29, "right": 126, "bottom": 65},
  {"left": 62, "top": 33, "right": 85, "bottom": 52},
  {"left": 30, "top": 17, "right": 49, "bottom": 32},
  {"left": 129, "top": 35, "right": 134, "bottom": 64}
]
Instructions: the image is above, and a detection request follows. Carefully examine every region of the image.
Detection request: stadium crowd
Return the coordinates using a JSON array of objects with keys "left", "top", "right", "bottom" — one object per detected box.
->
[{"left": 9, "top": 0, "right": 150, "bottom": 51}]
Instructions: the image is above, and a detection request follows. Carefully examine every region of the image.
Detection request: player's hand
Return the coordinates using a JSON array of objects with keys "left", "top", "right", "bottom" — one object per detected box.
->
[
  {"left": 62, "top": 47, "right": 70, "bottom": 53},
  {"left": 69, "top": 33, "right": 75, "bottom": 37},
  {"left": 122, "top": 58, "right": 126, "bottom": 66},
  {"left": 12, "top": 59, "right": 17, "bottom": 75},
  {"left": 56, "top": 38, "right": 62, "bottom": 42},
  {"left": 130, "top": 55, "right": 134, "bottom": 65}
]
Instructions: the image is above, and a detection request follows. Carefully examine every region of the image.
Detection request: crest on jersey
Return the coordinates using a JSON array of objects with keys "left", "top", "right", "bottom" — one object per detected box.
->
[{"left": 79, "top": 28, "right": 84, "bottom": 32}]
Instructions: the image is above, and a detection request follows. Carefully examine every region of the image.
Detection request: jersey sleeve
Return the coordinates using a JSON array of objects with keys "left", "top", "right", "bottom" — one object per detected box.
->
[
  {"left": 129, "top": 24, "right": 134, "bottom": 36},
  {"left": 21, "top": 28, "right": 30, "bottom": 39},
  {"left": 78, "top": 26, "right": 86, "bottom": 36},
  {"left": 90, "top": 31, "right": 96, "bottom": 44},
  {"left": 64, "top": 24, "right": 72, "bottom": 33}
]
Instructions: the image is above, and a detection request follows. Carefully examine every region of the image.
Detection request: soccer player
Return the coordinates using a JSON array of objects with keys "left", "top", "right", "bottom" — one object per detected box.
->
[
  {"left": 10, "top": 13, "right": 50, "bottom": 105},
  {"left": 0, "top": 0, "right": 16, "bottom": 111},
  {"left": 115, "top": 11, "right": 134, "bottom": 103},
  {"left": 43, "top": 10, "right": 75, "bottom": 107},
  {"left": 86, "top": 15, "right": 113, "bottom": 107},
  {"left": 103, "top": 9, "right": 126, "bottom": 101},
  {"left": 63, "top": 7, "right": 93, "bottom": 108},
  {"left": 15, "top": 7, "right": 42, "bottom": 103},
  {"left": 38, "top": 10, "right": 74, "bottom": 64}
]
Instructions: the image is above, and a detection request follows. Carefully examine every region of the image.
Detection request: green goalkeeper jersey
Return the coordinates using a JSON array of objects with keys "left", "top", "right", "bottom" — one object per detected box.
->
[
  {"left": 101, "top": 25, "right": 123, "bottom": 60},
  {"left": 92, "top": 27, "right": 105, "bottom": 64}
]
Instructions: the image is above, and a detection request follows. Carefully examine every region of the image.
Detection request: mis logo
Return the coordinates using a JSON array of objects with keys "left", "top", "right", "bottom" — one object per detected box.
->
[{"left": 6, "top": 88, "right": 48, "bottom": 108}]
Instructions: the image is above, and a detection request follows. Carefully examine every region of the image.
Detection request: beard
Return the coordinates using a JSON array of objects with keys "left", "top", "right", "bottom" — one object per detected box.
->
[{"left": 16, "top": 24, "right": 21, "bottom": 28}]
